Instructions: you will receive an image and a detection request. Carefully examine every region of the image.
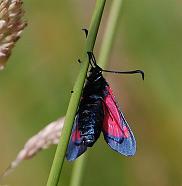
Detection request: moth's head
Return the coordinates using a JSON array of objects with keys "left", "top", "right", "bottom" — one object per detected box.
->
[
  {"left": 90, "top": 64, "right": 102, "bottom": 75},
  {"left": 88, "top": 65, "right": 103, "bottom": 81}
]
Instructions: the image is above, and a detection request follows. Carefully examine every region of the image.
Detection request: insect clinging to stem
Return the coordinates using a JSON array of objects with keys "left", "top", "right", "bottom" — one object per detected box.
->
[{"left": 66, "top": 48, "right": 144, "bottom": 161}]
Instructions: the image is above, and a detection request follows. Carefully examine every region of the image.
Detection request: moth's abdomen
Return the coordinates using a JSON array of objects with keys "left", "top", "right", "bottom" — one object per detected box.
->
[{"left": 78, "top": 97, "right": 104, "bottom": 147}]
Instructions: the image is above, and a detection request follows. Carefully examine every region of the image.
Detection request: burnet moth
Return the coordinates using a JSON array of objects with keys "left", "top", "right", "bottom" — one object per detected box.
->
[{"left": 66, "top": 52, "right": 144, "bottom": 161}]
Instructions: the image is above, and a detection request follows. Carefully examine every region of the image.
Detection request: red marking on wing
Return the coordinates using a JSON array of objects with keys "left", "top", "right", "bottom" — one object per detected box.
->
[
  {"left": 72, "top": 129, "right": 81, "bottom": 142},
  {"left": 123, "top": 126, "right": 130, "bottom": 138},
  {"left": 102, "top": 86, "right": 130, "bottom": 138}
]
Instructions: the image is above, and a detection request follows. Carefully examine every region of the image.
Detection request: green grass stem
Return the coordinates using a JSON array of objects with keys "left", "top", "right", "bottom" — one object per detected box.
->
[
  {"left": 69, "top": 154, "right": 87, "bottom": 186},
  {"left": 98, "top": 0, "right": 124, "bottom": 68},
  {"left": 69, "top": 1, "right": 124, "bottom": 186},
  {"left": 46, "top": 1, "right": 106, "bottom": 186}
]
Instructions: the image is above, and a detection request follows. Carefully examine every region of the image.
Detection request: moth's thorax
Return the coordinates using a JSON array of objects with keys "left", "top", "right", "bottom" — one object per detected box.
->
[
  {"left": 87, "top": 66, "right": 102, "bottom": 82},
  {"left": 83, "top": 68, "right": 108, "bottom": 98}
]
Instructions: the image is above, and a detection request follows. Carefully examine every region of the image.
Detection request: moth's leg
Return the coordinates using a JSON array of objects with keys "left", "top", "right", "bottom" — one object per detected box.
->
[
  {"left": 82, "top": 28, "right": 88, "bottom": 38},
  {"left": 77, "top": 59, "right": 82, "bottom": 63},
  {"left": 87, "top": 51, "right": 99, "bottom": 68}
]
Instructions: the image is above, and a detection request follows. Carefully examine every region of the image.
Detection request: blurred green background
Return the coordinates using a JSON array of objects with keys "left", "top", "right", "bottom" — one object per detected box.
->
[{"left": 0, "top": 0, "right": 182, "bottom": 185}]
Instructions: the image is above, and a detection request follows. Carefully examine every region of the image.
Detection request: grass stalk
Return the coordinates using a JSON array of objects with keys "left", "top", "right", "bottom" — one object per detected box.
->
[
  {"left": 46, "top": 1, "right": 106, "bottom": 186},
  {"left": 98, "top": 0, "right": 124, "bottom": 68},
  {"left": 69, "top": 154, "right": 87, "bottom": 186},
  {"left": 69, "top": 1, "right": 124, "bottom": 186}
]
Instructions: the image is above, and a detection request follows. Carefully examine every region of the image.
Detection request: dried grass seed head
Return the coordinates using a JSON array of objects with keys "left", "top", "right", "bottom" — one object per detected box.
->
[{"left": 0, "top": 0, "right": 27, "bottom": 70}]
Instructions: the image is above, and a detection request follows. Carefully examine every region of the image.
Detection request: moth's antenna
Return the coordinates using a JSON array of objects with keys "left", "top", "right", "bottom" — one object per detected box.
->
[
  {"left": 102, "top": 69, "right": 144, "bottom": 80},
  {"left": 87, "top": 51, "right": 144, "bottom": 80}
]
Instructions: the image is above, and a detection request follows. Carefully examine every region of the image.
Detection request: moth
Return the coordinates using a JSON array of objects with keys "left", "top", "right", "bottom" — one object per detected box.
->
[{"left": 66, "top": 52, "right": 144, "bottom": 161}]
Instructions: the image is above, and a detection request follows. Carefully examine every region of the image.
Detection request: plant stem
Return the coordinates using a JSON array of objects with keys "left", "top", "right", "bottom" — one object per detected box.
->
[
  {"left": 69, "top": 1, "right": 124, "bottom": 186},
  {"left": 69, "top": 154, "right": 87, "bottom": 186},
  {"left": 98, "top": 0, "right": 124, "bottom": 68},
  {"left": 46, "top": 1, "right": 106, "bottom": 186}
]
